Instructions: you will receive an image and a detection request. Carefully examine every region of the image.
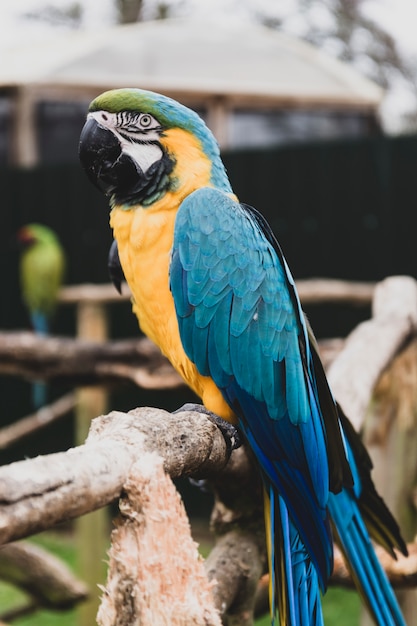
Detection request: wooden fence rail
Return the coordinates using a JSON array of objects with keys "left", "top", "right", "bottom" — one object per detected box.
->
[{"left": 57, "top": 278, "right": 377, "bottom": 307}]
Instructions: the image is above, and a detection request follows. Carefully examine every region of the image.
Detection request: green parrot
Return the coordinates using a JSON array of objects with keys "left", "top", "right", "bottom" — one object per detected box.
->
[{"left": 18, "top": 223, "right": 66, "bottom": 407}]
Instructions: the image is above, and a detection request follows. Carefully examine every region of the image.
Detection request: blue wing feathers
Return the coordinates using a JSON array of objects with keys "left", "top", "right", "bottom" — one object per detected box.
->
[
  {"left": 230, "top": 296, "right": 257, "bottom": 336},
  {"left": 192, "top": 322, "right": 210, "bottom": 375},
  {"left": 170, "top": 186, "right": 406, "bottom": 626},
  {"left": 171, "top": 188, "right": 332, "bottom": 576},
  {"left": 205, "top": 299, "right": 234, "bottom": 386},
  {"left": 169, "top": 251, "right": 192, "bottom": 317}
]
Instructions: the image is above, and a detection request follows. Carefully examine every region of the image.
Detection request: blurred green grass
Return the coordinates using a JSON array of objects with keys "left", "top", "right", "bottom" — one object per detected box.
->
[
  {"left": 0, "top": 533, "right": 79, "bottom": 626},
  {"left": 0, "top": 531, "right": 362, "bottom": 625}
]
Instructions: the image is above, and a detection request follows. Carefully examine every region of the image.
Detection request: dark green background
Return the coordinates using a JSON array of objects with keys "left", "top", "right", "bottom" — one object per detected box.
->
[{"left": 2, "top": 133, "right": 417, "bottom": 470}]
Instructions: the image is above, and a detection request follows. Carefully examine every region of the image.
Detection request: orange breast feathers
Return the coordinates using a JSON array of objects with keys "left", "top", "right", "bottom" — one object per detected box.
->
[{"left": 109, "top": 128, "right": 237, "bottom": 423}]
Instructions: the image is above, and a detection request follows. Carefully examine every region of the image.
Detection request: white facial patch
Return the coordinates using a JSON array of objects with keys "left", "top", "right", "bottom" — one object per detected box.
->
[
  {"left": 120, "top": 140, "right": 163, "bottom": 174},
  {"left": 88, "top": 110, "right": 164, "bottom": 174}
]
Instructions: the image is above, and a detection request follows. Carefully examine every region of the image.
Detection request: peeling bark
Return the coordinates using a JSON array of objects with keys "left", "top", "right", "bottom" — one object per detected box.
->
[{"left": 98, "top": 454, "right": 222, "bottom": 626}]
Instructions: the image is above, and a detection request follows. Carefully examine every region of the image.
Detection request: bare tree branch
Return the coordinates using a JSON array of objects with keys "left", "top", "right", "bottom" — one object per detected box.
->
[
  {"left": 1, "top": 407, "right": 416, "bottom": 584},
  {"left": 0, "top": 540, "right": 88, "bottom": 616},
  {"left": 57, "top": 279, "right": 376, "bottom": 307},
  {"left": 0, "top": 392, "right": 77, "bottom": 450},
  {"left": 0, "top": 331, "right": 345, "bottom": 388},
  {"left": 0, "top": 276, "right": 378, "bottom": 388},
  {"left": 0, "top": 408, "right": 229, "bottom": 545},
  {"left": 206, "top": 445, "right": 266, "bottom": 624},
  {"left": 0, "top": 279, "right": 378, "bottom": 389},
  {"left": 296, "top": 278, "right": 375, "bottom": 306},
  {"left": 0, "top": 332, "right": 183, "bottom": 389}
]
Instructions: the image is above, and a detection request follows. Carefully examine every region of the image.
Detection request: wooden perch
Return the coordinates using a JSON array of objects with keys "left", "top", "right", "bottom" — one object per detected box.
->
[
  {"left": 0, "top": 331, "right": 345, "bottom": 390},
  {"left": 296, "top": 278, "right": 375, "bottom": 306},
  {"left": 59, "top": 283, "right": 131, "bottom": 304},
  {"left": 0, "top": 332, "right": 183, "bottom": 389},
  {"left": 326, "top": 276, "right": 417, "bottom": 624},
  {"left": 1, "top": 407, "right": 417, "bottom": 620},
  {"left": 57, "top": 279, "right": 376, "bottom": 307},
  {"left": 0, "top": 408, "right": 229, "bottom": 545},
  {"left": 205, "top": 445, "right": 267, "bottom": 625}
]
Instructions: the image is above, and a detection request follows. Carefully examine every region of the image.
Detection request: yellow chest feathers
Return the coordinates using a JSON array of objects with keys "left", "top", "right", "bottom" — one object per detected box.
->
[
  {"left": 109, "top": 127, "right": 236, "bottom": 422},
  {"left": 110, "top": 205, "right": 236, "bottom": 423},
  {"left": 111, "top": 205, "right": 176, "bottom": 347}
]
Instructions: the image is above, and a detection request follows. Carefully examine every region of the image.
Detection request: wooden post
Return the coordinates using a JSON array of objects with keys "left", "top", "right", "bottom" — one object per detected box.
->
[
  {"left": 10, "top": 87, "right": 39, "bottom": 167},
  {"left": 207, "top": 97, "right": 229, "bottom": 149},
  {"left": 75, "top": 301, "right": 110, "bottom": 626}
]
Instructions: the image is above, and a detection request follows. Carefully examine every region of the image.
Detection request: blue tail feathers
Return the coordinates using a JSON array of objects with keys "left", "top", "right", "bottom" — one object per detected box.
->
[
  {"left": 329, "top": 487, "right": 406, "bottom": 626},
  {"left": 266, "top": 486, "right": 324, "bottom": 626}
]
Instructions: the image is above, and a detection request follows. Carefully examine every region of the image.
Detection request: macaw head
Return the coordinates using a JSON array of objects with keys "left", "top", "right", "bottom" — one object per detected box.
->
[{"left": 79, "top": 88, "right": 232, "bottom": 208}]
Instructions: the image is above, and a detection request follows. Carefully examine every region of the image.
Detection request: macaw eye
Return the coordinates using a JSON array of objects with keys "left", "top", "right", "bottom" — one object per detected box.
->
[{"left": 139, "top": 114, "right": 154, "bottom": 128}]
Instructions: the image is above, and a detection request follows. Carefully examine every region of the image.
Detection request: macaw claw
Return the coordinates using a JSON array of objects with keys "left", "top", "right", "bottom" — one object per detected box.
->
[{"left": 174, "top": 403, "right": 242, "bottom": 453}]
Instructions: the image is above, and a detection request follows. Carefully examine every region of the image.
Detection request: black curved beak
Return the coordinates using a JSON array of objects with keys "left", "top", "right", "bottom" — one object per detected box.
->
[
  {"left": 79, "top": 116, "right": 151, "bottom": 205},
  {"left": 108, "top": 239, "right": 125, "bottom": 294},
  {"left": 79, "top": 117, "right": 123, "bottom": 196}
]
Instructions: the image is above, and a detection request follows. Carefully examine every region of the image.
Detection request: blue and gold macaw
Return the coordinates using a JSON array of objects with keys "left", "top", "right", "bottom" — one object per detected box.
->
[{"left": 79, "top": 88, "right": 407, "bottom": 625}]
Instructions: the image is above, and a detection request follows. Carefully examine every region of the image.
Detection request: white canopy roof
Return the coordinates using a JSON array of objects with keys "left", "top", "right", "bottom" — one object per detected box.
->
[{"left": 2, "top": 18, "right": 383, "bottom": 109}]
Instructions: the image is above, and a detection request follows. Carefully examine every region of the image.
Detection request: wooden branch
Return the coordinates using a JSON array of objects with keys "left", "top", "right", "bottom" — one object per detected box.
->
[
  {"left": 0, "top": 331, "right": 345, "bottom": 389},
  {"left": 0, "top": 408, "right": 229, "bottom": 545},
  {"left": 0, "top": 276, "right": 376, "bottom": 388},
  {"left": 327, "top": 276, "right": 417, "bottom": 431},
  {"left": 58, "top": 282, "right": 131, "bottom": 304},
  {"left": 205, "top": 446, "right": 266, "bottom": 623},
  {"left": 0, "top": 332, "right": 184, "bottom": 389},
  {"left": 0, "top": 601, "right": 37, "bottom": 624},
  {"left": 97, "top": 455, "right": 221, "bottom": 626},
  {"left": 0, "top": 392, "right": 77, "bottom": 450},
  {"left": 0, "top": 404, "right": 416, "bottom": 625},
  {"left": 0, "top": 540, "right": 88, "bottom": 611},
  {"left": 57, "top": 279, "right": 376, "bottom": 307},
  {"left": 296, "top": 278, "right": 375, "bottom": 306}
]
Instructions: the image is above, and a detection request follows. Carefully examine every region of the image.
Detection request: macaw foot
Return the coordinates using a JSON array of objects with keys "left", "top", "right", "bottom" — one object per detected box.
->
[{"left": 173, "top": 403, "right": 242, "bottom": 453}]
